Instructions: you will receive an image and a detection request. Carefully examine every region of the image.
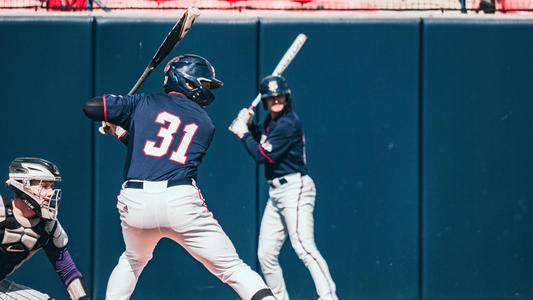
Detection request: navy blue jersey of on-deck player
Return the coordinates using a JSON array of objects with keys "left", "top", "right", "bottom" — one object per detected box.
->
[
  {"left": 103, "top": 92, "right": 214, "bottom": 181},
  {"left": 241, "top": 109, "right": 308, "bottom": 180}
]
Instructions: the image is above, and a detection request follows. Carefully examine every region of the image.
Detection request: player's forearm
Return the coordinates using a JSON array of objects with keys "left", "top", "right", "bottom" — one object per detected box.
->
[
  {"left": 51, "top": 248, "right": 82, "bottom": 285},
  {"left": 241, "top": 133, "right": 270, "bottom": 164},
  {"left": 248, "top": 122, "right": 262, "bottom": 141},
  {"left": 67, "top": 277, "right": 91, "bottom": 300},
  {"left": 118, "top": 132, "right": 129, "bottom": 145},
  {"left": 44, "top": 245, "right": 90, "bottom": 299},
  {"left": 83, "top": 96, "right": 129, "bottom": 145}
]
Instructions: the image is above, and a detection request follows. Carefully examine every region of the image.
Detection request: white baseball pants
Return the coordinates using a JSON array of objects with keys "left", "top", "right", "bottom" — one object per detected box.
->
[
  {"left": 0, "top": 280, "right": 52, "bottom": 300},
  {"left": 105, "top": 180, "right": 273, "bottom": 300},
  {"left": 258, "top": 173, "right": 338, "bottom": 300}
]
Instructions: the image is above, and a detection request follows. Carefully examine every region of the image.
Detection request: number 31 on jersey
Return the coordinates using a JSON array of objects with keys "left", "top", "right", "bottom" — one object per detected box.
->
[{"left": 143, "top": 111, "right": 198, "bottom": 164}]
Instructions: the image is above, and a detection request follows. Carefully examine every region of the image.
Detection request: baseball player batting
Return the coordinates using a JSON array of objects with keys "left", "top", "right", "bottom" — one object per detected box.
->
[
  {"left": 83, "top": 54, "right": 276, "bottom": 300},
  {"left": 0, "top": 157, "right": 90, "bottom": 300},
  {"left": 229, "top": 75, "right": 338, "bottom": 300}
]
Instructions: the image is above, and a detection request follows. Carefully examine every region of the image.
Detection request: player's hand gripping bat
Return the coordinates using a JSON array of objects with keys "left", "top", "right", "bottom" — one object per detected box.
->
[
  {"left": 99, "top": 7, "right": 200, "bottom": 135},
  {"left": 228, "top": 33, "right": 307, "bottom": 132}
]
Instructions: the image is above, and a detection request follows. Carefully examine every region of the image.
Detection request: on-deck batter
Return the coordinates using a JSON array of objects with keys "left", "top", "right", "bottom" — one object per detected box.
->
[{"left": 229, "top": 75, "right": 338, "bottom": 300}]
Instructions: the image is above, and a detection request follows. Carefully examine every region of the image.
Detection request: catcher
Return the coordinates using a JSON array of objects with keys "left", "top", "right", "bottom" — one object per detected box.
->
[{"left": 0, "top": 157, "right": 90, "bottom": 300}]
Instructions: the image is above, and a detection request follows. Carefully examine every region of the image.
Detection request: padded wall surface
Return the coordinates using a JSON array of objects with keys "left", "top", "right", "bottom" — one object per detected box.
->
[
  {"left": 259, "top": 20, "right": 421, "bottom": 300},
  {"left": 0, "top": 18, "right": 93, "bottom": 300},
  {"left": 3, "top": 15, "right": 533, "bottom": 300},
  {"left": 422, "top": 20, "right": 533, "bottom": 300},
  {"left": 93, "top": 18, "right": 260, "bottom": 300}
]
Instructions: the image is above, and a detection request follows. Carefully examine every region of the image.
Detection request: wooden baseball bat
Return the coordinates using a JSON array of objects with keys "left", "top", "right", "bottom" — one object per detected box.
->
[
  {"left": 99, "top": 7, "right": 200, "bottom": 135},
  {"left": 228, "top": 33, "right": 307, "bottom": 131}
]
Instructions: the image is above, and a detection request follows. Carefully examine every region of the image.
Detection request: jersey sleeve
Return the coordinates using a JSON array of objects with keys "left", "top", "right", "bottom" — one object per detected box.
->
[
  {"left": 102, "top": 94, "right": 143, "bottom": 129},
  {"left": 43, "top": 221, "right": 84, "bottom": 288},
  {"left": 51, "top": 221, "right": 69, "bottom": 248},
  {"left": 241, "top": 119, "right": 298, "bottom": 164},
  {"left": 248, "top": 121, "right": 262, "bottom": 141}
]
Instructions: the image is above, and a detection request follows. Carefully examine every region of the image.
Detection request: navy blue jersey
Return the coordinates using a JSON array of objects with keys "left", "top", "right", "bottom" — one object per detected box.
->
[
  {"left": 241, "top": 109, "right": 308, "bottom": 180},
  {"left": 103, "top": 92, "right": 215, "bottom": 181}
]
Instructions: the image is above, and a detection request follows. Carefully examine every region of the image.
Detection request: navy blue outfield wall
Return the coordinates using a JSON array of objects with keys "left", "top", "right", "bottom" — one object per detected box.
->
[
  {"left": 422, "top": 20, "right": 533, "bottom": 300},
  {"left": 0, "top": 16, "right": 531, "bottom": 300},
  {"left": 0, "top": 17, "right": 94, "bottom": 299}
]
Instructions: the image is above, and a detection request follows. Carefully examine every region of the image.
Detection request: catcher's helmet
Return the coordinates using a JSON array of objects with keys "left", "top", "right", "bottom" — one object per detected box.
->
[
  {"left": 259, "top": 75, "right": 291, "bottom": 109},
  {"left": 163, "top": 54, "right": 223, "bottom": 107},
  {"left": 6, "top": 157, "right": 62, "bottom": 220}
]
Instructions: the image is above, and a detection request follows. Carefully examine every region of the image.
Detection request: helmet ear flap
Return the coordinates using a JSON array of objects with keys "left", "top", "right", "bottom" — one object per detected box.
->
[
  {"left": 196, "top": 89, "right": 215, "bottom": 107},
  {"left": 173, "top": 75, "right": 215, "bottom": 107},
  {"left": 7, "top": 179, "right": 43, "bottom": 218},
  {"left": 11, "top": 183, "right": 25, "bottom": 199},
  {"left": 285, "top": 93, "right": 292, "bottom": 108}
]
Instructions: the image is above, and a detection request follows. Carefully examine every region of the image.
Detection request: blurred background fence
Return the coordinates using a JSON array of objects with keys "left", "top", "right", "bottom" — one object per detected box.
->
[{"left": 2, "top": 0, "right": 533, "bottom": 13}]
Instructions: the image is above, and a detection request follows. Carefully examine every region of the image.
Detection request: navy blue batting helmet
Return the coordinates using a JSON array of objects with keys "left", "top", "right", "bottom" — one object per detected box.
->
[
  {"left": 259, "top": 75, "right": 291, "bottom": 109},
  {"left": 163, "top": 54, "right": 223, "bottom": 107}
]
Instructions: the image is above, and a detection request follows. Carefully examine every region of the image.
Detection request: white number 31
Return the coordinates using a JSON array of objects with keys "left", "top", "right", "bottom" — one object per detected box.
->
[{"left": 143, "top": 111, "right": 198, "bottom": 164}]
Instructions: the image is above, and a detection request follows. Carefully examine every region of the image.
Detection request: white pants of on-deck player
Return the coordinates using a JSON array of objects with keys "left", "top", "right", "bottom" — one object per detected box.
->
[
  {"left": 258, "top": 173, "right": 338, "bottom": 300},
  {"left": 105, "top": 180, "right": 271, "bottom": 300},
  {"left": 0, "top": 280, "right": 52, "bottom": 300}
]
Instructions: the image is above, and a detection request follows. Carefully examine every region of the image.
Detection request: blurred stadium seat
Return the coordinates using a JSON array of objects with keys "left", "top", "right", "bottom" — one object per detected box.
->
[
  {"left": 48, "top": 0, "right": 87, "bottom": 10},
  {"left": 0, "top": 0, "right": 531, "bottom": 12}
]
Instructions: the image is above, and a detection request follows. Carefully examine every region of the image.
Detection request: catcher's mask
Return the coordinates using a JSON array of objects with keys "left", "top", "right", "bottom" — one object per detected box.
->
[
  {"left": 6, "top": 157, "right": 62, "bottom": 220},
  {"left": 163, "top": 54, "right": 223, "bottom": 107},
  {"left": 259, "top": 75, "right": 292, "bottom": 110}
]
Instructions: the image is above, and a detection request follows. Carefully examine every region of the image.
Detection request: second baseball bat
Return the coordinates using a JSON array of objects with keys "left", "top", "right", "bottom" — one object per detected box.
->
[
  {"left": 249, "top": 33, "right": 307, "bottom": 109},
  {"left": 228, "top": 33, "right": 307, "bottom": 131}
]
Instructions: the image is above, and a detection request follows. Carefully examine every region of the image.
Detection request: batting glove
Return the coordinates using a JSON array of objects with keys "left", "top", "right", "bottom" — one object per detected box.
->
[
  {"left": 229, "top": 118, "right": 249, "bottom": 139},
  {"left": 237, "top": 107, "right": 254, "bottom": 125}
]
